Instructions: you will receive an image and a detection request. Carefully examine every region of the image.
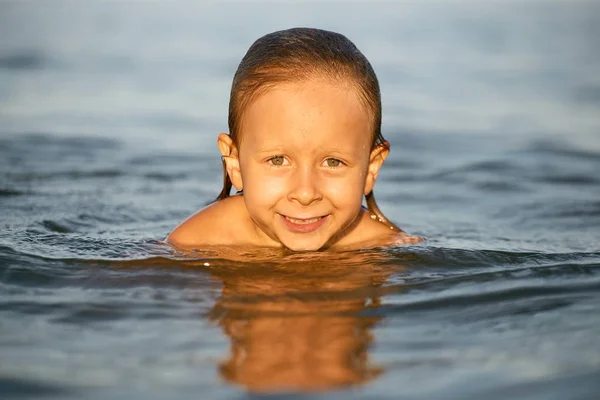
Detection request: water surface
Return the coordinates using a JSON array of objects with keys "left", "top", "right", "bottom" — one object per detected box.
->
[{"left": 1, "top": 1, "right": 599, "bottom": 399}]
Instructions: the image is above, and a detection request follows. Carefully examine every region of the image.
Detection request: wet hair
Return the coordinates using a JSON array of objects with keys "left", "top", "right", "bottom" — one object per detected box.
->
[{"left": 216, "top": 27, "right": 402, "bottom": 231}]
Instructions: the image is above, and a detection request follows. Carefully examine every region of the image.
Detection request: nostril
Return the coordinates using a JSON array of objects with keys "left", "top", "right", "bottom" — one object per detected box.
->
[{"left": 288, "top": 184, "right": 322, "bottom": 205}]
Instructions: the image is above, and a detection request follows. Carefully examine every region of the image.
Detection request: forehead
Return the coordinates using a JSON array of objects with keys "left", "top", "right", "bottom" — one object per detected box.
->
[{"left": 238, "top": 80, "right": 372, "bottom": 152}]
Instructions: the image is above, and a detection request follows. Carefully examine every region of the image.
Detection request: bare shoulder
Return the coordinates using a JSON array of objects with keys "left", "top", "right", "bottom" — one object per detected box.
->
[
  {"left": 336, "top": 209, "right": 424, "bottom": 249},
  {"left": 166, "top": 195, "right": 252, "bottom": 249}
]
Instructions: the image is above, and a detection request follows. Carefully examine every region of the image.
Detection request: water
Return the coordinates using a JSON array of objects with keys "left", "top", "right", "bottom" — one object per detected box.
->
[{"left": 1, "top": 1, "right": 599, "bottom": 398}]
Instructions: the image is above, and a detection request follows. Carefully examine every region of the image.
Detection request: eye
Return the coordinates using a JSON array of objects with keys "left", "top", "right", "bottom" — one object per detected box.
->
[
  {"left": 268, "top": 156, "right": 287, "bottom": 166},
  {"left": 323, "top": 158, "right": 343, "bottom": 167}
]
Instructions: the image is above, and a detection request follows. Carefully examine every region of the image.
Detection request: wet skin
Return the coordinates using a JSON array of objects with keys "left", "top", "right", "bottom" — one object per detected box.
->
[{"left": 168, "top": 79, "right": 421, "bottom": 251}]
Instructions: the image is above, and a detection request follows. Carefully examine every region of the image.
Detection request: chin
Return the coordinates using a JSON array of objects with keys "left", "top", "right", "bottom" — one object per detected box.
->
[{"left": 281, "top": 238, "right": 328, "bottom": 252}]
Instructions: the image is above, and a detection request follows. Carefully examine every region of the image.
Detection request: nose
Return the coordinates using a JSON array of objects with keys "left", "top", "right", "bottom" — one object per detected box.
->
[{"left": 287, "top": 165, "right": 322, "bottom": 206}]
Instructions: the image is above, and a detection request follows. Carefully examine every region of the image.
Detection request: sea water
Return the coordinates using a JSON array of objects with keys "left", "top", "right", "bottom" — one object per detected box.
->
[{"left": 1, "top": 1, "right": 599, "bottom": 399}]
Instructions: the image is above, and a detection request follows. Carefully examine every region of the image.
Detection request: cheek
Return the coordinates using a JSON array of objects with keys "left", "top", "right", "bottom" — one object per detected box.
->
[
  {"left": 321, "top": 171, "right": 367, "bottom": 207},
  {"left": 241, "top": 165, "right": 287, "bottom": 204}
]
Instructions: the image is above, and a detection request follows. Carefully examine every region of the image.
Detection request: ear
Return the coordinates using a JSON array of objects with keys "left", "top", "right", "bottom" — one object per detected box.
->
[
  {"left": 364, "top": 142, "right": 389, "bottom": 195},
  {"left": 218, "top": 133, "right": 243, "bottom": 191}
]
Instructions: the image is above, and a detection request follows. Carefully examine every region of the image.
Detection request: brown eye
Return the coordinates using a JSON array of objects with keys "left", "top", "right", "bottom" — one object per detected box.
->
[
  {"left": 325, "top": 158, "right": 341, "bottom": 167},
  {"left": 269, "top": 156, "right": 285, "bottom": 166}
]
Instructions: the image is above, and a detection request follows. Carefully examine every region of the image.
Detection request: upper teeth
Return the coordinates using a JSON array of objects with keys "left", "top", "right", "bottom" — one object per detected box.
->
[{"left": 286, "top": 216, "right": 321, "bottom": 224}]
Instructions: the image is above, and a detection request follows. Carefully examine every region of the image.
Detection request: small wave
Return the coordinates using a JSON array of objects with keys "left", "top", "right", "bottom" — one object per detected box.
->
[
  {"left": 455, "top": 160, "right": 517, "bottom": 173},
  {"left": 375, "top": 277, "right": 600, "bottom": 316},
  {"left": 538, "top": 174, "right": 600, "bottom": 185},
  {"left": 41, "top": 220, "right": 73, "bottom": 234},
  {"left": 0, "top": 188, "right": 27, "bottom": 197},
  {"left": 380, "top": 158, "right": 425, "bottom": 170},
  {"left": 572, "top": 84, "right": 600, "bottom": 104},
  {"left": 39, "top": 218, "right": 102, "bottom": 235},
  {"left": 0, "top": 377, "right": 72, "bottom": 397},
  {"left": 0, "top": 133, "right": 120, "bottom": 152},
  {"left": 387, "top": 246, "right": 600, "bottom": 267},
  {"left": 5, "top": 169, "right": 124, "bottom": 183},
  {"left": 529, "top": 200, "right": 600, "bottom": 221},
  {"left": 420, "top": 159, "right": 525, "bottom": 186},
  {"left": 60, "top": 169, "right": 123, "bottom": 179},
  {"left": 127, "top": 153, "right": 200, "bottom": 166},
  {"left": 454, "top": 370, "right": 600, "bottom": 400},
  {"left": 474, "top": 180, "right": 528, "bottom": 192},
  {"left": 0, "top": 52, "right": 46, "bottom": 70},
  {"left": 0, "top": 245, "right": 88, "bottom": 289},
  {"left": 523, "top": 139, "right": 600, "bottom": 162},
  {"left": 0, "top": 235, "right": 172, "bottom": 263},
  {"left": 143, "top": 172, "right": 189, "bottom": 182}
]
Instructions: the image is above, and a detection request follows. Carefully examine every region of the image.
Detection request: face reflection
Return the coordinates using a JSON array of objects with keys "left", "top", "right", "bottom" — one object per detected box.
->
[
  {"left": 235, "top": 80, "right": 378, "bottom": 251},
  {"left": 202, "top": 250, "right": 397, "bottom": 392}
]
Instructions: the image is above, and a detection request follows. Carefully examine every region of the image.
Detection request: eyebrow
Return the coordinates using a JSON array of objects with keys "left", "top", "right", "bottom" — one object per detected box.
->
[{"left": 253, "top": 146, "right": 286, "bottom": 155}]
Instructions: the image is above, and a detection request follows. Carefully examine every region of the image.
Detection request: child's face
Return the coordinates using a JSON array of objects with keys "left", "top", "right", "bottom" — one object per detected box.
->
[{"left": 222, "top": 79, "right": 387, "bottom": 251}]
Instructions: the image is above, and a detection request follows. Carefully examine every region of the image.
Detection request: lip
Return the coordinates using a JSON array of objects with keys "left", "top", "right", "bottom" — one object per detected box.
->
[{"left": 280, "top": 214, "right": 328, "bottom": 233}]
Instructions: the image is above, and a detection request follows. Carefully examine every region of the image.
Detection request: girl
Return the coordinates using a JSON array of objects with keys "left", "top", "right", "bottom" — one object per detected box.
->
[{"left": 167, "top": 28, "right": 421, "bottom": 252}]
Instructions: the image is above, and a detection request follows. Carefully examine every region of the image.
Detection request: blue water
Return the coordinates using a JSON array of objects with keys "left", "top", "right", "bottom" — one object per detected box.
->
[{"left": 1, "top": 1, "right": 599, "bottom": 399}]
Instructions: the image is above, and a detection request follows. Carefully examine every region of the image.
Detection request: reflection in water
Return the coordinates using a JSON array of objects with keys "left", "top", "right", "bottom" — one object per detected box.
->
[{"left": 196, "top": 249, "right": 401, "bottom": 392}]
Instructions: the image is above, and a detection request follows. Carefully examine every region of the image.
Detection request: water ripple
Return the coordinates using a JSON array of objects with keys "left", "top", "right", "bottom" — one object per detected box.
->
[{"left": 0, "top": 51, "right": 46, "bottom": 70}]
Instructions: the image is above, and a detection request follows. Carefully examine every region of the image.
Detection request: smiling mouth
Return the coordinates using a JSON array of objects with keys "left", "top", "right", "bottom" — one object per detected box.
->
[
  {"left": 284, "top": 216, "right": 323, "bottom": 224},
  {"left": 280, "top": 214, "right": 328, "bottom": 233}
]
